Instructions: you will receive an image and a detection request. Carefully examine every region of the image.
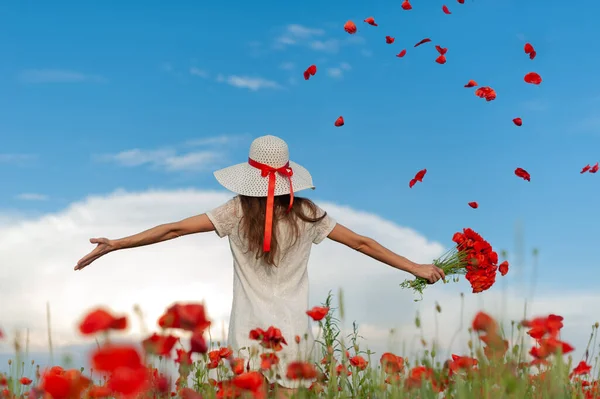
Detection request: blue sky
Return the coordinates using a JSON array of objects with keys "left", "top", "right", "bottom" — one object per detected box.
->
[{"left": 1, "top": 0, "right": 599, "bottom": 293}]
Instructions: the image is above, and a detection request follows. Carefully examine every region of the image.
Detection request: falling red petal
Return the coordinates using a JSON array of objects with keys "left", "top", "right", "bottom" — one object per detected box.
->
[
  {"left": 524, "top": 43, "right": 537, "bottom": 60},
  {"left": 364, "top": 17, "right": 378, "bottom": 26},
  {"left": 457, "top": 0, "right": 465, "bottom": 3},
  {"left": 334, "top": 116, "right": 344, "bottom": 127},
  {"left": 464, "top": 80, "right": 478, "bottom": 88},
  {"left": 435, "top": 54, "right": 447, "bottom": 64},
  {"left": 401, "top": 0, "right": 413, "bottom": 10},
  {"left": 590, "top": 163, "right": 599, "bottom": 173},
  {"left": 468, "top": 202, "right": 478, "bottom": 209},
  {"left": 474, "top": 86, "right": 497, "bottom": 101},
  {"left": 515, "top": 168, "right": 531, "bottom": 181},
  {"left": 581, "top": 164, "right": 591, "bottom": 174},
  {"left": 409, "top": 179, "right": 417, "bottom": 188},
  {"left": 414, "top": 169, "right": 427, "bottom": 181},
  {"left": 435, "top": 45, "right": 448, "bottom": 55},
  {"left": 385, "top": 36, "right": 395, "bottom": 44},
  {"left": 344, "top": 21, "right": 357, "bottom": 34},
  {"left": 513, "top": 118, "right": 523, "bottom": 126},
  {"left": 524, "top": 72, "right": 542, "bottom": 85},
  {"left": 414, "top": 38, "right": 431, "bottom": 47},
  {"left": 442, "top": 5, "right": 451, "bottom": 14},
  {"left": 396, "top": 49, "right": 407, "bottom": 58}
]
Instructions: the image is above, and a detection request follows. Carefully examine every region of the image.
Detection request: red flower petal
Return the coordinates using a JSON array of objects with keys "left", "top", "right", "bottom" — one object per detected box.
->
[
  {"left": 435, "top": 54, "right": 447, "bottom": 64},
  {"left": 524, "top": 43, "right": 536, "bottom": 60},
  {"left": 512, "top": 117, "right": 522, "bottom": 126},
  {"left": 334, "top": 116, "right": 344, "bottom": 127},
  {"left": 581, "top": 164, "right": 591, "bottom": 174},
  {"left": 414, "top": 38, "right": 431, "bottom": 47},
  {"left": 515, "top": 167, "right": 531, "bottom": 181},
  {"left": 401, "top": 0, "right": 413, "bottom": 10},
  {"left": 304, "top": 65, "right": 317, "bottom": 80},
  {"left": 396, "top": 49, "right": 407, "bottom": 58},
  {"left": 344, "top": 21, "right": 357, "bottom": 34},
  {"left": 474, "top": 86, "right": 496, "bottom": 101},
  {"left": 442, "top": 5, "right": 451, "bottom": 14},
  {"left": 385, "top": 36, "right": 395, "bottom": 44},
  {"left": 435, "top": 45, "right": 448, "bottom": 55},
  {"left": 464, "top": 79, "right": 478, "bottom": 88},
  {"left": 364, "top": 17, "right": 377, "bottom": 26},
  {"left": 589, "top": 162, "right": 599, "bottom": 173},
  {"left": 524, "top": 72, "right": 542, "bottom": 85},
  {"left": 457, "top": 0, "right": 465, "bottom": 3},
  {"left": 468, "top": 202, "right": 478, "bottom": 209}
]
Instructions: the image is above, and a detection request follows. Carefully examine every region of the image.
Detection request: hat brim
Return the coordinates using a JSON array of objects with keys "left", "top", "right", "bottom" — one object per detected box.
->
[{"left": 213, "top": 161, "right": 315, "bottom": 197}]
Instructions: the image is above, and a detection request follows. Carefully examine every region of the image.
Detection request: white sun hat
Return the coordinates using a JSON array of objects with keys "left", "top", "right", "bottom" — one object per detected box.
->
[
  {"left": 213, "top": 135, "right": 316, "bottom": 252},
  {"left": 213, "top": 135, "right": 315, "bottom": 198}
]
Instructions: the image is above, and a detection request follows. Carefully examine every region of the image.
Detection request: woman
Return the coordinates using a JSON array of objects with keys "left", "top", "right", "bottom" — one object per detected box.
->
[{"left": 75, "top": 135, "right": 445, "bottom": 398}]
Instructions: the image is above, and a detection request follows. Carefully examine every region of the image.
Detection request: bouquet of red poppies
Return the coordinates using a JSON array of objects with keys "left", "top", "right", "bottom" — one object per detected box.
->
[{"left": 400, "top": 228, "right": 509, "bottom": 300}]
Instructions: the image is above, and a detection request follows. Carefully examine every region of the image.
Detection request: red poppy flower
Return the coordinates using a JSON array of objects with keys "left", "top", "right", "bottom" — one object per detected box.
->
[
  {"left": 287, "top": 362, "right": 318, "bottom": 380},
  {"left": 472, "top": 311, "right": 497, "bottom": 333},
  {"left": 344, "top": 21, "right": 357, "bottom": 34},
  {"left": 158, "top": 303, "right": 211, "bottom": 333},
  {"left": 78, "top": 308, "right": 127, "bottom": 335},
  {"left": 142, "top": 333, "right": 178, "bottom": 357},
  {"left": 91, "top": 345, "right": 143, "bottom": 373},
  {"left": 363, "top": 17, "right": 377, "bottom": 26},
  {"left": 570, "top": 361, "right": 592, "bottom": 377},
  {"left": 349, "top": 356, "right": 368, "bottom": 370},
  {"left": 380, "top": 353, "right": 404, "bottom": 374},
  {"left": 306, "top": 306, "right": 329, "bottom": 321}
]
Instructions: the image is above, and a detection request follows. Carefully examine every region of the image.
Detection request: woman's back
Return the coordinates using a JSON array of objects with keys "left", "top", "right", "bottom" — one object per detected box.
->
[{"left": 206, "top": 195, "right": 336, "bottom": 388}]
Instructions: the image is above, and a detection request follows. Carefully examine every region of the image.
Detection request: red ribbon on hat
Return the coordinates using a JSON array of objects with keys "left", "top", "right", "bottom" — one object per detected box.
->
[{"left": 248, "top": 158, "right": 294, "bottom": 252}]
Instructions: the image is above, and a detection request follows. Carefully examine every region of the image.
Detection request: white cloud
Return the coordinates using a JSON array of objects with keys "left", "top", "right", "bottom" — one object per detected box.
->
[
  {"left": 279, "top": 62, "right": 295, "bottom": 71},
  {"left": 18, "top": 69, "right": 106, "bottom": 84},
  {"left": 309, "top": 39, "right": 340, "bottom": 53},
  {"left": 189, "top": 67, "right": 209, "bottom": 78},
  {"left": 216, "top": 74, "right": 281, "bottom": 91},
  {"left": 94, "top": 148, "right": 222, "bottom": 172},
  {"left": 15, "top": 193, "right": 48, "bottom": 201},
  {"left": 184, "top": 134, "right": 249, "bottom": 147},
  {"left": 0, "top": 154, "right": 37, "bottom": 165},
  {"left": 327, "top": 62, "right": 352, "bottom": 79},
  {"left": 0, "top": 189, "right": 597, "bottom": 374}
]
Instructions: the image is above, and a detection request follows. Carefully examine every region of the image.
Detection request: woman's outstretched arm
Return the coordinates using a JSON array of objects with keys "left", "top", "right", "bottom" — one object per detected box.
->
[
  {"left": 326, "top": 223, "right": 445, "bottom": 283},
  {"left": 74, "top": 214, "right": 215, "bottom": 271}
]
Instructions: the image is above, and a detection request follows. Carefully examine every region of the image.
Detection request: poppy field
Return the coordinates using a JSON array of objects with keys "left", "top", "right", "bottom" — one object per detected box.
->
[{"left": 1, "top": 291, "right": 599, "bottom": 399}]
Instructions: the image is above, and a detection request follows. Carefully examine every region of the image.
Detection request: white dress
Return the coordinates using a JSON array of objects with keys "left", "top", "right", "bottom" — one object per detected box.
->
[{"left": 206, "top": 196, "right": 337, "bottom": 388}]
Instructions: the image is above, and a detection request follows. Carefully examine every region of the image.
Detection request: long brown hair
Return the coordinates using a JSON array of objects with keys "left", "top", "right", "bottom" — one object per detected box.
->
[{"left": 238, "top": 195, "right": 326, "bottom": 266}]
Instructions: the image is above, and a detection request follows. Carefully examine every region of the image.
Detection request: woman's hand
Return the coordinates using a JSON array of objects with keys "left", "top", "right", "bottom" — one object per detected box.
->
[
  {"left": 413, "top": 264, "right": 446, "bottom": 284},
  {"left": 74, "top": 238, "right": 117, "bottom": 271}
]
